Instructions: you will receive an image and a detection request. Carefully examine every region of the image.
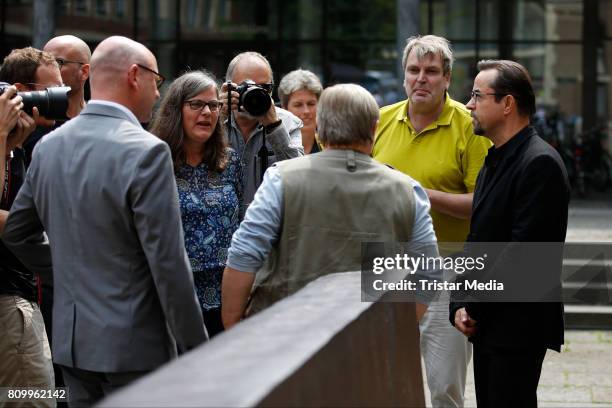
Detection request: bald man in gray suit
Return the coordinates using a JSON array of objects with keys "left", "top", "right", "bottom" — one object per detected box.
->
[{"left": 2, "top": 36, "right": 207, "bottom": 406}]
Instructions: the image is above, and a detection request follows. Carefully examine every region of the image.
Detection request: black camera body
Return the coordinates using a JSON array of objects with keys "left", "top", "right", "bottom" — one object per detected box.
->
[
  {"left": 0, "top": 82, "right": 70, "bottom": 120},
  {"left": 234, "top": 80, "right": 272, "bottom": 117}
]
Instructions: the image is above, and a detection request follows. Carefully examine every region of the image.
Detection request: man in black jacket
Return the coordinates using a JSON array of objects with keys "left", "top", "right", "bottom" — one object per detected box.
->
[{"left": 449, "top": 60, "right": 570, "bottom": 407}]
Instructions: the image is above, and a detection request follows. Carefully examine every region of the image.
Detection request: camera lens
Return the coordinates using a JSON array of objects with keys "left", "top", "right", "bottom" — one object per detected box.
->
[
  {"left": 20, "top": 86, "right": 70, "bottom": 120},
  {"left": 241, "top": 87, "right": 271, "bottom": 117}
]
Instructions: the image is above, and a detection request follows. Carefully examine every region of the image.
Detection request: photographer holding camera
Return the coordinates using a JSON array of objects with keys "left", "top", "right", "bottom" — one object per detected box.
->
[
  {"left": 1, "top": 47, "right": 67, "bottom": 169},
  {"left": 0, "top": 84, "right": 51, "bottom": 404},
  {"left": 0, "top": 47, "right": 63, "bottom": 128},
  {"left": 0, "top": 85, "right": 37, "bottom": 228},
  {"left": 221, "top": 51, "right": 303, "bottom": 213},
  {"left": 0, "top": 47, "right": 64, "bottom": 401}
]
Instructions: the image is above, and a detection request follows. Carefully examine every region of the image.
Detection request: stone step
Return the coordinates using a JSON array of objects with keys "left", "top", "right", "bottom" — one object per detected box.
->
[
  {"left": 564, "top": 304, "right": 612, "bottom": 330},
  {"left": 563, "top": 242, "right": 612, "bottom": 259},
  {"left": 562, "top": 281, "right": 612, "bottom": 305},
  {"left": 562, "top": 259, "right": 612, "bottom": 282}
]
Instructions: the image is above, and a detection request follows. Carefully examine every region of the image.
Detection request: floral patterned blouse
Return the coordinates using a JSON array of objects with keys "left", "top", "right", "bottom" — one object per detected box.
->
[{"left": 176, "top": 148, "right": 242, "bottom": 311}]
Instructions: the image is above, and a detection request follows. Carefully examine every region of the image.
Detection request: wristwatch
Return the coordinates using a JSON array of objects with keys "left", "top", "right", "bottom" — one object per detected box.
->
[{"left": 264, "top": 119, "right": 282, "bottom": 133}]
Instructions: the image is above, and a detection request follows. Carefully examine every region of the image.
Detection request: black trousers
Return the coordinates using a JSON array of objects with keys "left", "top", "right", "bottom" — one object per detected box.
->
[
  {"left": 202, "top": 307, "right": 224, "bottom": 338},
  {"left": 473, "top": 344, "right": 547, "bottom": 408},
  {"left": 60, "top": 365, "right": 149, "bottom": 407}
]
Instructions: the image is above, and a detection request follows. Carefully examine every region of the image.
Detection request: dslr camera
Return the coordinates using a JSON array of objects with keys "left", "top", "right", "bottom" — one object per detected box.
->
[
  {"left": 231, "top": 80, "right": 272, "bottom": 117},
  {"left": 0, "top": 82, "right": 70, "bottom": 121}
]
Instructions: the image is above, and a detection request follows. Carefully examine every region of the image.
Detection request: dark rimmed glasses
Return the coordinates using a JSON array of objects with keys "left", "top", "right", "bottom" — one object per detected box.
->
[
  {"left": 55, "top": 58, "right": 85, "bottom": 68},
  {"left": 184, "top": 99, "right": 223, "bottom": 113},
  {"left": 136, "top": 63, "right": 165, "bottom": 89},
  {"left": 470, "top": 90, "right": 506, "bottom": 102}
]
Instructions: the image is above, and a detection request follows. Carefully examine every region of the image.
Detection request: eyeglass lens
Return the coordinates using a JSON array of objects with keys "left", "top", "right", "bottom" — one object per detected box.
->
[{"left": 186, "top": 100, "right": 222, "bottom": 112}]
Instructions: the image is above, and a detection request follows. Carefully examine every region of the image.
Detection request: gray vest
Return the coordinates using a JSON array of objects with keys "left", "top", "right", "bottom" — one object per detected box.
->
[{"left": 247, "top": 149, "right": 417, "bottom": 314}]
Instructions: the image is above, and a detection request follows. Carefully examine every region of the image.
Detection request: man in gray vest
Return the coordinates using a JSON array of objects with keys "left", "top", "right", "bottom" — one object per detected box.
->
[{"left": 222, "top": 83, "right": 438, "bottom": 328}]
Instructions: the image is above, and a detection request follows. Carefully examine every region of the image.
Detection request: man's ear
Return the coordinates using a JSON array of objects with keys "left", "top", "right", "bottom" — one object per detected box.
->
[
  {"left": 127, "top": 64, "right": 139, "bottom": 90},
  {"left": 81, "top": 64, "right": 90, "bottom": 82},
  {"left": 503, "top": 94, "right": 515, "bottom": 115},
  {"left": 14, "top": 83, "right": 28, "bottom": 92},
  {"left": 444, "top": 71, "right": 452, "bottom": 90}
]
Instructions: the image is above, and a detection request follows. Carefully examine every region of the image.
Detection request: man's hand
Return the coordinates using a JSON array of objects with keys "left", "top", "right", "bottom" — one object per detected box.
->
[
  {"left": 453, "top": 307, "right": 477, "bottom": 337},
  {"left": 259, "top": 97, "right": 279, "bottom": 126},
  {"left": 416, "top": 303, "right": 427, "bottom": 322},
  {"left": 7, "top": 109, "right": 38, "bottom": 151},
  {"left": 220, "top": 81, "right": 239, "bottom": 115},
  {"left": 0, "top": 86, "right": 23, "bottom": 141}
]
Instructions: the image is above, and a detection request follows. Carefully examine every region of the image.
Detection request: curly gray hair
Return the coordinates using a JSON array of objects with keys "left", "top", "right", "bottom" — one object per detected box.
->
[{"left": 278, "top": 69, "right": 323, "bottom": 108}]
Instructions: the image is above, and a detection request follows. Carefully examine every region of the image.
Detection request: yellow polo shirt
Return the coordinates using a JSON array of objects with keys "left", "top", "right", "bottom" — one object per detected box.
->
[{"left": 372, "top": 94, "right": 491, "bottom": 243}]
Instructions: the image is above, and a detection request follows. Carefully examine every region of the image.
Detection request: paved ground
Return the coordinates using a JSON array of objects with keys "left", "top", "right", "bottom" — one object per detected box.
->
[
  {"left": 462, "top": 330, "right": 612, "bottom": 407},
  {"left": 425, "top": 196, "right": 612, "bottom": 407}
]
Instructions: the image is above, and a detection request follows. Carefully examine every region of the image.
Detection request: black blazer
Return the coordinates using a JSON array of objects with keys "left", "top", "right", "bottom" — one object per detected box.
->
[{"left": 450, "top": 126, "right": 570, "bottom": 351}]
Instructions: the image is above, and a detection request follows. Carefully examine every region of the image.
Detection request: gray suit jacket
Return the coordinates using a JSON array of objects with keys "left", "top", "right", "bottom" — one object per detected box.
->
[{"left": 2, "top": 102, "right": 208, "bottom": 372}]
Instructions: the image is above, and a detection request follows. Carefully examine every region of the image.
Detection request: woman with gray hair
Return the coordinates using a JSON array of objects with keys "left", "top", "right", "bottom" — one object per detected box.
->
[
  {"left": 150, "top": 70, "right": 242, "bottom": 337},
  {"left": 278, "top": 69, "right": 323, "bottom": 154}
]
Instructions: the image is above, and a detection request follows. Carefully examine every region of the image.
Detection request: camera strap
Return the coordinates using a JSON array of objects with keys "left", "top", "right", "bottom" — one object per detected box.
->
[
  {"left": 2, "top": 158, "right": 11, "bottom": 209},
  {"left": 258, "top": 130, "right": 269, "bottom": 184},
  {"left": 226, "top": 81, "right": 233, "bottom": 141}
]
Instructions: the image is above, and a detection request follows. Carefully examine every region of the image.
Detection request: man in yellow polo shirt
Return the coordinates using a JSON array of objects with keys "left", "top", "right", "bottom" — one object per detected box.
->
[{"left": 373, "top": 35, "right": 491, "bottom": 408}]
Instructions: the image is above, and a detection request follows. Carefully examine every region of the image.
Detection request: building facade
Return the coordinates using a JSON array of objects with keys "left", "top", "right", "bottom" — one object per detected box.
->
[{"left": 2, "top": 0, "right": 611, "bottom": 134}]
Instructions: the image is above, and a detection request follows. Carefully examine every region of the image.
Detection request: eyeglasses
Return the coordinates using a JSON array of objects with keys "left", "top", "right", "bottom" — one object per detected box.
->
[
  {"left": 55, "top": 58, "right": 85, "bottom": 68},
  {"left": 470, "top": 90, "right": 506, "bottom": 102},
  {"left": 184, "top": 99, "right": 223, "bottom": 112},
  {"left": 136, "top": 63, "right": 165, "bottom": 89}
]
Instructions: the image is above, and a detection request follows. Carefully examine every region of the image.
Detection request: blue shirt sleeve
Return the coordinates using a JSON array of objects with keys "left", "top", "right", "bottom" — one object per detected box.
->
[{"left": 226, "top": 166, "right": 283, "bottom": 273}]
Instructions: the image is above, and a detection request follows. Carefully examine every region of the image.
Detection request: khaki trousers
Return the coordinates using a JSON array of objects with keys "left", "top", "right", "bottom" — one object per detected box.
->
[{"left": 0, "top": 294, "right": 55, "bottom": 408}]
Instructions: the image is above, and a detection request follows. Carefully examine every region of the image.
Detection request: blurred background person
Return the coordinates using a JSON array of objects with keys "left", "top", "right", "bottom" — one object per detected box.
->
[
  {"left": 23, "top": 36, "right": 90, "bottom": 172},
  {"left": 150, "top": 70, "right": 242, "bottom": 337},
  {"left": 43, "top": 35, "right": 91, "bottom": 119},
  {"left": 278, "top": 69, "right": 323, "bottom": 154}
]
